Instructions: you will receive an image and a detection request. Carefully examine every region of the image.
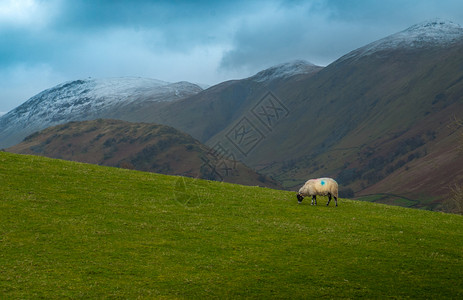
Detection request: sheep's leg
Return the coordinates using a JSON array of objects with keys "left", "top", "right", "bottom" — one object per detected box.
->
[
  {"left": 311, "top": 195, "right": 317, "bottom": 205},
  {"left": 326, "top": 194, "right": 332, "bottom": 206},
  {"left": 334, "top": 196, "right": 338, "bottom": 207}
]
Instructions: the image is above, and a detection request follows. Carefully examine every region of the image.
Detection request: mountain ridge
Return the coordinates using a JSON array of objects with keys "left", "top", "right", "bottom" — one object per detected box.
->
[{"left": 250, "top": 60, "right": 322, "bottom": 82}]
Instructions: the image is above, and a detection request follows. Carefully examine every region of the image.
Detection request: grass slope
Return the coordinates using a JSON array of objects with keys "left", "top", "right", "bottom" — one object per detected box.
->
[{"left": 1, "top": 152, "right": 462, "bottom": 298}]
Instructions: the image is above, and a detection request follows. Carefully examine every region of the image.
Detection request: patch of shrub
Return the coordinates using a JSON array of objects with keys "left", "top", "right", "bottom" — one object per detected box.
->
[
  {"left": 119, "top": 161, "right": 135, "bottom": 170},
  {"left": 93, "top": 133, "right": 105, "bottom": 142},
  {"left": 258, "top": 174, "right": 267, "bottom": 183},
  {"left": 103, "top": 138, "right": 117, "bottom": 148},
  {"left": 336, "top": 168, "right": 360, "bottom": 185},
  {"left": 24, "top": 131, "right": 41, "bottom": 141},
  {"left": 443, "top": 184, "right": 463, "bottom": 215},
  {"left": 30, "top": 143, "right": 46, "bottom": 154},
  {"left": 339, "top": 188, "right": 355, "bottom": 198}
]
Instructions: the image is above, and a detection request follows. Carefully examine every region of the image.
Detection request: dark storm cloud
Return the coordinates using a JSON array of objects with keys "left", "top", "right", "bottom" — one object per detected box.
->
[
  {"left": 1, "top": 0, "right": 463, "bottom": 112},
  {"left": 0, "top": 0, "right": 243, "bottom": 67},
  {"left": 51, "top": 0, "right": 256, "bottom": 51},
  {"left": 55, "top": 0, "right": 228, "bottom": 29},
  {"left": 220, "top": 0, "right": 463, "bottom": 71}
]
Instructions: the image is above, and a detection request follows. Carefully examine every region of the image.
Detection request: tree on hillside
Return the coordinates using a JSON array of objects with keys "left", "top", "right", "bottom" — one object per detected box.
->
[
  {"left": 444, "top": 116, "right": 463, "bottom": 214},
  {"left": 445, "top": 184, "right": 463, "bottom": 215},
  {"left": 451, "top": 115, "right": 463, "bottom": 153}
]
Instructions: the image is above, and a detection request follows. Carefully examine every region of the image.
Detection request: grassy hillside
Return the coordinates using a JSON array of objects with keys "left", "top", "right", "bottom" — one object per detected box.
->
[{"left": 1, "top": 151, "right": 462, "bottom": 298}]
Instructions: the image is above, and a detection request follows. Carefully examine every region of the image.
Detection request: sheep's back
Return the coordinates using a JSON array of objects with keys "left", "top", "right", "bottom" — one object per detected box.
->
[
  {"left": 320, "top": 178, "right": 338, "bottom": 197},
  {"left": 300, "top": 178, "right": 338, "bottom": 197}
]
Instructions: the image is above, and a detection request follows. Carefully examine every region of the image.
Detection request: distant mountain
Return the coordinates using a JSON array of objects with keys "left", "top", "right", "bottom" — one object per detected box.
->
[
  {"left": 0, "top": 61, "right": 321, "bottom": 149},
  {"left": 128, "top": 60, "right": 323, "bottom": 142},
  {"left": 7, "top": 119, "right": 280, "bottom": 188},
  {"left": 339, "top": 19, "right": 463, "bottom": 62},
  {"left": 131, "top": 20, "right": 463, "bottom": 209},
  {"left": 250, "top": 60, "right": 322, "bottom": 82},
  {"left": 0, "top": 77, "right": 202, "bottom": 148}
]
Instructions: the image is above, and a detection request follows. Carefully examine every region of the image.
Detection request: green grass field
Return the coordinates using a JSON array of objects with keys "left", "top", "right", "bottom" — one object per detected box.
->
[
  {"left": 356, "top": 194, "right": 420, "bottom": 208},
  {"left": 1, "top": 151, "right": 462, "bottom": 298}
]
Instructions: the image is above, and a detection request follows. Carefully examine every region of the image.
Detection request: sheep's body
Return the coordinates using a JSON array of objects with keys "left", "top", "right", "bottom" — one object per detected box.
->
[{"left": 297, "top": 177, "right": 338, "bottom": 206}]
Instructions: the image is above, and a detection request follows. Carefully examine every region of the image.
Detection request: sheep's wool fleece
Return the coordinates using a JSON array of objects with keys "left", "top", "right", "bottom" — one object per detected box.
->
[{"left": 299, "top": 178, "right": 338, "bottom": 197}]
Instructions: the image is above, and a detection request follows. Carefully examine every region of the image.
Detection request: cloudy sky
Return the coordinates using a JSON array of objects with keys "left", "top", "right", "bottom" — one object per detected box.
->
[{"left": 1, "top": 0, "right": 463, "bottom": 113}]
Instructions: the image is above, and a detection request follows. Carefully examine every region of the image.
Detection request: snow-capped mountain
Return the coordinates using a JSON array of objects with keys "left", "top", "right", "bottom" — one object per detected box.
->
[
  {"left": 251, "top": 60, "right": 322, "bottom": 82},
  {"left": 0, "top": 77, "right": 202, "bottom": 148},
  {"left": 340, "top": 19, "right": 463, "bottom": 62}
]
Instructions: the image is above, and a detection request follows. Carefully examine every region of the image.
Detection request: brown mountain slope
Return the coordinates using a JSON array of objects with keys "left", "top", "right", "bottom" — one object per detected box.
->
[
  {"left": 354, "top": 110, "right": 463, "bottom": 208},
  {"left": 120, "top": 61, "right": 323, "bottom": 143},
  {"left": 273, "top": 41, "right": 463, "bottom": 209},
  {"left": 7, "top": 119, "right": 280, "bottom": 189},
  {"left": 123, "top": 22, "right": 463, "bottom": 209}
]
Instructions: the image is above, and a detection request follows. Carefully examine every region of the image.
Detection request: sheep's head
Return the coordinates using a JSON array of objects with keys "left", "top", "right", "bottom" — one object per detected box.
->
[{"left": 297, "top": 193, "right": 304, "bottom": 203}]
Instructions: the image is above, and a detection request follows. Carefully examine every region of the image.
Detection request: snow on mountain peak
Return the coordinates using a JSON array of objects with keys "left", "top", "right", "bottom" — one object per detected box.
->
[
  {"left": 0, "top": 77, "right": 202, "bottom": 148},
  {"left": 385, "top": 19, "right": 463, "bottom": 47},
  {"left": 12, "top": 77, "right": 199, "bottom": 125},
  {"left": 404, "top": 19, "right": 463, "bottom": 41},
  {"left": 10, "top": 77, "right": 200, "bottom": 117},
  {"left": 340, "top": 19, "right": 463, "bottom": 62},
  {"left": 251, "top": 60, "right": 321, "bottom": 82}
]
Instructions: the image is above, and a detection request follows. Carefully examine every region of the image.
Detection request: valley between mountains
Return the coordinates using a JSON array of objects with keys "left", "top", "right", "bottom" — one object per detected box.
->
[{"left": 2, "top": 19, "right": 463, "bottom": 210}]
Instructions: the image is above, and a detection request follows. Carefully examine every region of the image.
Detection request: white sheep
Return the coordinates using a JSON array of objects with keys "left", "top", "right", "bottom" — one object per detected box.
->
[{"left": 297, "top": 178, "right": 338, "bottom": 206}]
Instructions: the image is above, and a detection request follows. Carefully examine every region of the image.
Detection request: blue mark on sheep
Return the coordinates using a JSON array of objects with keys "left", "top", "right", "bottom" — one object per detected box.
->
[{"left": 321, "top": 180, "right": 326, "bottom": 186}]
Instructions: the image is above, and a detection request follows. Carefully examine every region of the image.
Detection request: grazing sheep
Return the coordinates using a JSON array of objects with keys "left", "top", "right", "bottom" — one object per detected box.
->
[{"left": 297, "top": 178, "right": 338, "bottom": 206}]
